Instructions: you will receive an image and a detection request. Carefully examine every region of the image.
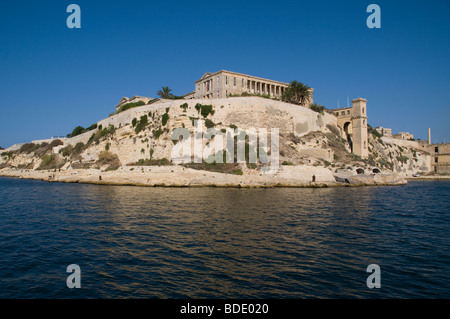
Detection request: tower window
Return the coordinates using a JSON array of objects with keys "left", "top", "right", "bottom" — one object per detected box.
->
[
  {"left": 225, "top": 76, "right": 228, "bottom": 85},
  {"left": 234, "top": 77, "right": 236, "bottom": 86},
  {"left": 435, "top": 147, "right": 439, "bottom": 153}
]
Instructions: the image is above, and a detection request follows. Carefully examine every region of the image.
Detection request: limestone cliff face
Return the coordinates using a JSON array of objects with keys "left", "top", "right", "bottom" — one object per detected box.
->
[{"left": 0, "top": 97, "right": 431, "bottom": 179}]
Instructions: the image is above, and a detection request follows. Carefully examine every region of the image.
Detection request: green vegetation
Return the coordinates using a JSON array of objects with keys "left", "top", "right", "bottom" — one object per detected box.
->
[
  {"left": 282, "top": 161, "right": 293, "bottom": 166},
  {"left": 396, "top": 155, "right": 409, "bottom": 164},
  {"left": 134, "top": 115, "right": 148, "bottom": 134},
  {"left": 228, "top": 92, "right": 271, "bottom": 99},
  {"left": 229, "top": 124, "right": 238, "bottom": 130},
  {"left": 67, "top": 123, "right": 97, "bottom": 138},
  {"left": 204, "top": 119, "right": 215, "bottom": 128},
  {"left": 86, "top": 125, "right": 116, "bottom": 146},
  {"left": 162, "top": 113, "right": 169, "bottom": 126},
  {"left": 147, "top": 98, "right": 159, "bottom": 105},
  {"left": 132, "top": 118, "right": 137, "bottom": 127},
  {"left": 116, "top": 100, "right": 146, "bottom": 114},
  {"left": 282, "top": 80, "right": 312, "bottom": 105},
  {"left": 37, "top": 154, "right": 64, "bottom": 170},
  {"left": 310, "top": 103, "right": 325, "bottom": 115},
  {"left": 231, "top": 168, "right": 243, "bottom": 175},
  {"left": 156, "top": 86, "right": 186, "bottom": 99},
  {"left": 97, "top": 150, "right": 121, "bottom": 171},
  {"left": 194, "top": 103, "right": 215, "bottom": 118},
  {"left": 368, "top": 124, "right": 382, "bottom": 138},
  {"left": 152, "top": 128, "right": 163, "bottom": 139},
  {"left": 133, "top": 158, "right": 170, "bottom": 166},
  {"left": 179, "top": 103, "right": 188, "bottom": 112}
]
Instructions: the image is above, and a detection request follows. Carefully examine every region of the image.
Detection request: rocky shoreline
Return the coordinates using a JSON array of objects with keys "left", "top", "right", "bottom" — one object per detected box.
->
[{"left": 0, "top": 166, "right": 408, "bottom": 188}]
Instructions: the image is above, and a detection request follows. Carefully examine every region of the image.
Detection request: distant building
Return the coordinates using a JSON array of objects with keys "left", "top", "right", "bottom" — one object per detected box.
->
[
  {"left": 375, "top": 126, "right": 392, "bottom": 136},
  {"left": 421, "top": 143, "right": 450, "bottom": 174},
  {"left": 190, "top": 70, "right": 313, "bottom": 104},
  {"left": 393, "top": 132, "right": 414, "bottom": 140}
]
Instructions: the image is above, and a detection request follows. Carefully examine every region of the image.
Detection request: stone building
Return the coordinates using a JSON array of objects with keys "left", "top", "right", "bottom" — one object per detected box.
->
[
  {"left": 421, "top": 143, "right": 450, "bottom": 174},
  {"left": 190, "top": 70, "right": 313, "bottom": 104},
  {"left": 375, "top": 126, "right": 392, "bottom": 137},
  {"left": 332, "top": 98, "right": 369, "bottom": 159},
  {"left": 393, "top": 132, "right": 414, "bottom": 140}
]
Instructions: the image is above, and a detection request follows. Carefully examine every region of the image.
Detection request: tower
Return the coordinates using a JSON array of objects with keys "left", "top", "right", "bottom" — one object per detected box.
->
[{"left": 351, "top": 98, "right": 368, "bottom": 158}]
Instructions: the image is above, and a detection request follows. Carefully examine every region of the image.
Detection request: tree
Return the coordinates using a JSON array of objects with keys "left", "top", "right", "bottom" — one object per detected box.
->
[
  {"left": 157, "top": 86, "right": 174, "bottom": 99},
  {"left": 282, "top": 81, "right": 312, "bottom": 106}
]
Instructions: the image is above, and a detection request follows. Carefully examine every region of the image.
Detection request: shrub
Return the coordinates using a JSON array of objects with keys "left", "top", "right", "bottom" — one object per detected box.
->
[
  {"left": 135, "top": 115, "right": 148, "bottom": 134},
  {"left": 19, "top": 143, "right": 37, "bottom": 154},
  {"left": 38, "top": 154, "right": 63, "bottom": 170},
  {"left": 310, "top": 103, "right": 325, "bottom": 115},
  {"left": 147, "top": 98, "right": 159, "bottom": 105},
  {"left": 396, "top": 155, "right": 409, "bottom": 164},
  {"left": 60, "top": 145, "right": 74, "bottom": 157},
  {"left": 282, "top": 161, "right": 293, "bottom": 165},
  {"left": 116, "top": 100, "right": 146, "bottom": 114},
  {"left": 231, "top": 169, "right": 243, "bottom": 175},
  {"left": 229, "top": 124, "right": 238, "bottom": 130},
  {"left": 205, "top": 119, "right": 215, "bottom": 128},
  {"left": 180, "top": 103, "right": 188, "bottom": 112},
  {"left": 152, "top": 128, "right": 163, "bottom": 139},
  {"left": 67, "top": 124, "right": 97, "bottom": 138},
  {"left": 67, "top": 126, "right": 85, "bottom": 138},
  {"left": 97, "top": 151, "right": 121, "bottom": 170},
  {"left": 368, "top": 124, "right": 382, "bottom": 138},
  {"left": 72, "top": 142, "right": 86, "bottom": 157},
  {"left": 162, "top": 113, "right": 169, "bottom": 126},
  {"left": 132, "top": 118, "right": 137, "bottom": 127},
  {"left": 194, "top": 103, "right": 215, "bottom": 118}
]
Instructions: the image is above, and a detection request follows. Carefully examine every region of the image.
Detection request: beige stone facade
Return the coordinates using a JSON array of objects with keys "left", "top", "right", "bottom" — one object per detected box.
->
[
  {"left": 333, "top": 98, "right": 369, "bottom": 159},
  {"left": 193, "top": 70, "right": 291, "bottom": 100},
  {"left": 421, "top": 143, "right": 450, "bottom": 174},
  {"left": 393, "top": 132, "right": 414, "bottom": 140},
  {"left": 375, "top": 126, "right": 392, "bottom": 137}
]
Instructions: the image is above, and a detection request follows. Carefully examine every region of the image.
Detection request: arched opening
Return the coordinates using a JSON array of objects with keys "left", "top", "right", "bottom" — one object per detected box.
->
[
  {"left": 372, "top": 168, "right": 381, "bottom": 173},
  {"left": 356, "top": 168, "right": 365, "bottom": 175},
  {"left": 343, "top": 121, "right": 353, "bottom": 152}
]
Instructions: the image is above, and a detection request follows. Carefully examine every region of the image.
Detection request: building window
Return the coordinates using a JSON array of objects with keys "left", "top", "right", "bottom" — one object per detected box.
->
[
  {"left": 363, "top": 119, "right": 366, "bottom": 125},
  {"left": 242, "top": 79, "right": 244, "bottom": 87},
  {"left": 341, "top": 111, "right": 345, "bottom": 116},
  {"left": 364, "top": 141, "right": 367, "bottom": 149},
  {"left": 217, "top": 91, "right": 219, "bottom": 98},
  {"left": 225, "top": 76, "right": 228, "bottom": 85},
  {"left": 347, "top": 110, "right": 350, "bottom": 115},
  {"left": 234, "top": 77, "right": 236, "bottom": 86},
  {"left": 226, "top": 90, "right": 228, "bottom": 97},
  {"left": 435, "top": 157, "right": 438, "bottom": 163},
  {"left": 435, "top": 166, "right": 438, "bottom": 172},
  {"left": 435, "top": 147, "right": 439, "bottom": 153},
  {"left": 362, "top": 107, "right": 365, "bottom": 114}
]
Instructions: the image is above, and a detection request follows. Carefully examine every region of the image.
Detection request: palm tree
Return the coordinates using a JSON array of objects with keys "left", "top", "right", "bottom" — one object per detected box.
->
[
  {"left": 157, "top": 86, "right": 173, "bottom": 99},
  {"left": 282, "top": 81, "right": 311, "bottom": 106}
]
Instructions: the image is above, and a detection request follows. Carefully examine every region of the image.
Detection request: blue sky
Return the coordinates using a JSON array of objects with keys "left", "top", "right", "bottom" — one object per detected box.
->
[{"left": 0, "top": 0, "right": 449, "bottom": 148}]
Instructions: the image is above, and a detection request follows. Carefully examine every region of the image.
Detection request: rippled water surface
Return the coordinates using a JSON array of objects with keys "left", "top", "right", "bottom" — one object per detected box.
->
[{"left": 0, "top": 177, "right": 449, "bottom": 298}]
